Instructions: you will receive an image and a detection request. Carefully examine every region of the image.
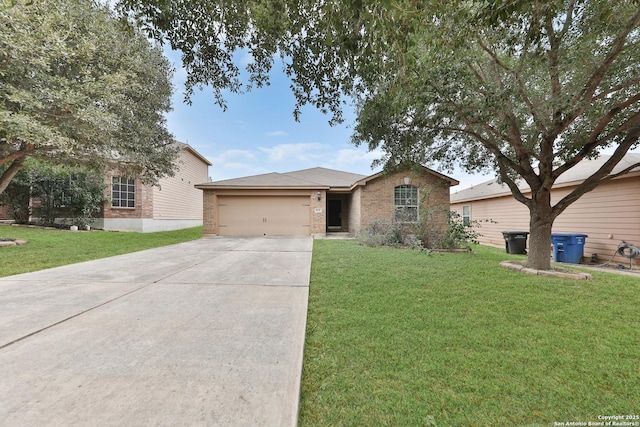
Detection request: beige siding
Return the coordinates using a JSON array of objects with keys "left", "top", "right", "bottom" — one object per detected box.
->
[
  {"left": 451, "top": 196, "right": 530, "bottom": 248},
  {"left": 153, "top": 149, "right": 209, "bottom": 220},
  {"left": 551, "top": 179, "right": 640, "bottom": 263},
  {"left": 452, "top": 175, "right": 640, "bottom": 265}
]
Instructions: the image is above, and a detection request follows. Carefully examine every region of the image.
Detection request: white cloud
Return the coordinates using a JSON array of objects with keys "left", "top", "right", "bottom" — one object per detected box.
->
[
  {"left": 259, "top": 143, "right": 328, "bottom": 162},
  {"left": 265, "top": 130, "right": 288, "bottom": 137},
  {"left": 213, "top": 149, "right": 256, "bottom": 162},
  {"left": 219, "top": 162, "right": 254, "bottom": 170},
  {"left": 332, "top": 148, "right": 384, "bottom": 167}
]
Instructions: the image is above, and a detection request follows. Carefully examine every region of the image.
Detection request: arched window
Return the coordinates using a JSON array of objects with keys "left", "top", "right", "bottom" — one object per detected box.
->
[{"left": 394, "top": 185, "right": 418, "bottom": 222}]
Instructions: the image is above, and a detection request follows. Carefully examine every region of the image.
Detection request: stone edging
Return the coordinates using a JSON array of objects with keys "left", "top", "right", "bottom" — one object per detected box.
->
[
  {"left": 0, "top": 239, "right": 28, "bottom": 247},
  {"left": 500, "top": 261, "right": 592, "bottom": 280}
]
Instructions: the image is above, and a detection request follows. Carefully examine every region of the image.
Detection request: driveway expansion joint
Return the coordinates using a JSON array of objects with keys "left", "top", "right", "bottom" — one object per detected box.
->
[{"left": 0, "top": 283, "right": 152, "bottom": 351}]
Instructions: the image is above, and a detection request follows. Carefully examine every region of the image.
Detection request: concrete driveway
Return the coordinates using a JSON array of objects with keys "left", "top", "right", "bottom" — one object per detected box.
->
[{"left": 0, "top": 236, "right": 312, "bottom": 426}]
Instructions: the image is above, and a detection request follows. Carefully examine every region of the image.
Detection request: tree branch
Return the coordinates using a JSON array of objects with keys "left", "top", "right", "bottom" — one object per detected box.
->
[
  {"left": 544, "top": 12, "right": 562, "bottom": 108},
  {"left": 476, "top": 38, "right": 537, "bottom": 173},
  {"left": 558, "top": 0, "right": 575, "bottom": 39},
  {"left": 495, "top": 158, "right": 530, "bottom": 206},
  {"left": 563, "top": 5, "right": 640, "bottom": 129},
  {"left": 552, "top": 119, "right": 640, "bottom": 216},
  {"left": 0, "top": 147, "right": 31, "bottom": 194},
  {"left": 553, "top": 99, "right": 640, "bottom": 178},
  {"left": 0, "top": 142, "right": 35, "bottom": 168},
  {"left": 592, "top": 77, "right": 640, "bottom": 102}
]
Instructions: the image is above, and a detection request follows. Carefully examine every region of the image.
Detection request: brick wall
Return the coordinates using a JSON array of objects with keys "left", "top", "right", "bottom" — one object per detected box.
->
[
  {"left": 358, "top": 169, "right": 451, "bottom": 234},
  {"left": 199, "top": 168, "right": 453, "bottom": 237},
  {"left": 310, "top": 190, "right": 325, "bottom": 235},
  {"left": 202, "top": 190, "right": 217, "bottom": 234},
  {"left": 348, "top": 188, "right": 362, "bottom": 234},
  {"left": 103, "top": 175, "right": 153, "bottom": 220}
]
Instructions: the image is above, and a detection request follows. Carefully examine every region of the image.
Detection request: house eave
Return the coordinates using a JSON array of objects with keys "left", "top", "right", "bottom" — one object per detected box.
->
[
  {"left": 451, "top": 169, "right": 640, "bottom": 204},
  {"left": 195, "top": 184, "right": 331, "bottom": 191},
  {"left": 351, "top": 166, "right": 459, "bottom": 190},
  {"left": 174, "top": 140, "right": 212, "bottom": 166}
]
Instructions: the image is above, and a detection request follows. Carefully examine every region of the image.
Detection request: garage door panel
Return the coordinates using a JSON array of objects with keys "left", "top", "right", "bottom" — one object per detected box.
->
[{"left": 218, "top": 196, "right": 310, "bottom": 236}]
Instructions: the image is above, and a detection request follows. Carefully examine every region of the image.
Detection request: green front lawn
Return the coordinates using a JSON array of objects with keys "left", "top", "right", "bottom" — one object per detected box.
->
[
  {"left": 300, "top": 240, "right": 640, "bottom": 426},
  {"left": 0, "top": 224, "right": 203, "bottom": 277}
]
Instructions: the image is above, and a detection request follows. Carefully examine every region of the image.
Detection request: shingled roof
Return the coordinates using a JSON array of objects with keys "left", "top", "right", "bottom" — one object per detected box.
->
[
  {"left": 451, "top": 154, "right": 640, "bottom": 203},
  {"left": 195, "top": 167, "right": 368, "bottom": 189}
]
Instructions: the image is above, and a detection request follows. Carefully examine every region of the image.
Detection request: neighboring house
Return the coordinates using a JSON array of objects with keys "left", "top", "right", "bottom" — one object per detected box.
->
[
  {"left": 450, "top": 154, "right": 640, "bottom": 265},
  {"left": 0, "top": 142, "right": 212, "bottom": 231},
  {"left": 195, "top": 165, "right": 459, "bottom": 237},
  {"left": 92, "top": 142, "right": 212, "bottom": 232}
]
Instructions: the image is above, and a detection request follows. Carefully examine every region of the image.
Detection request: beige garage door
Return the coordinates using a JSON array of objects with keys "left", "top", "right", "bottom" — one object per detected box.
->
[{"left": 217, "top": 196, "right": 311, "bottom": 236}]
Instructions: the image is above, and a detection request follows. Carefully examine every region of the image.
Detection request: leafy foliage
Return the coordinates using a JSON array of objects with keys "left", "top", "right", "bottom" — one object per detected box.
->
[
  {"left": 351, "top": 1, "right": 640, "bottom": 268},
  {"left": 358, "top": 210, "right": 482, "bottom": 251},
  {"left": 428, "top": 210, "right": 483, "bottom": 250},
  {"left": 0, "top": 161, "right": 106, "bottom": 227},
  {"left": 0, "top": 167, "right": 29, "bottom": 223},
  {"left": 119, "top": 0, "right": 640, "bottom": 269},
  {"left": 0, "top": 0, "right": 177, "bottom": 194}
]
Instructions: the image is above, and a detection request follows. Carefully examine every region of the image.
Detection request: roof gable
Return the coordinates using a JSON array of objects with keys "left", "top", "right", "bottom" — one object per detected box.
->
[
  {"left": 174, "top": 141, "right": 212, "bottom": 166},
  {"left": 354, "top": 164, "right": 459, "bottom": 188}
]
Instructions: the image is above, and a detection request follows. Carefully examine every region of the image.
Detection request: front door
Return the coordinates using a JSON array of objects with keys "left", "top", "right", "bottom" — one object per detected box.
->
[{"left": 327, "top": 199, "right": 342, "bottom": 230}]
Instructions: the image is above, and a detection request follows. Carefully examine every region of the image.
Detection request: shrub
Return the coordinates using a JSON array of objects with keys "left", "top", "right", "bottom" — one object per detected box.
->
[
  {"left": 0, "top": 169, "right": 31, "bottom": 223},
  {"left": 357, "top": 220, "right": 406, "bottom": 248},
  {"left": 360, "top": 211, "right": 485, "bottom": 251},
  {"left": 1, "top": 161, "right": 105, "bottom": 227},
  {"left": 426, "top": 210, "right": 482, "bottom": 250},
  {"left": 358, "top": 184, "right": 488, "bottom": 250}
]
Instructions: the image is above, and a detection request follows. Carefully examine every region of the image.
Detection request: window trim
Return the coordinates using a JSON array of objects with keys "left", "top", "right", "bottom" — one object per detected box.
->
[
  {"left": 462, "top": 205, "right": 471, "bottom": 226},
  {"left": 111, "top": 176, "right": 136, "bottom": 209},
  {"left": 394, "top": 184, "right": 419, "bottom": 223}
]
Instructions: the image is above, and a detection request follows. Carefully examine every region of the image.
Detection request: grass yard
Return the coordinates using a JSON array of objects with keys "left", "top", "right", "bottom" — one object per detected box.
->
[
  {"left": 0, "top": 224, "right": 203, "bottom": 277},
  {"left": 300, "top": 240, "right": 640, "bottom": 426}
]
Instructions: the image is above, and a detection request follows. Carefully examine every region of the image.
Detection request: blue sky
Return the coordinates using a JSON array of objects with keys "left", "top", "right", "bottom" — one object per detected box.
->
[{"left": 160, "top": 50, "right": 504, "bottom": 191}]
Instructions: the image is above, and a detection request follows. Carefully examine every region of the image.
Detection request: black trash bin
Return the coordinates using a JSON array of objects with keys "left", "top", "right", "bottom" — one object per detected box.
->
[{"left": 502, "top": 231, "right": 529, "bottom": 254}]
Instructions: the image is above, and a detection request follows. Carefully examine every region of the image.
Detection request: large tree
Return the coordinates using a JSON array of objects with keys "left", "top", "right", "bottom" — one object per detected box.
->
[
  {"left": 121, "top": 0, "right": 640, "bottom": 270},
  {"left": 0, "top": 0, "right": 177, "bottom": 195}
]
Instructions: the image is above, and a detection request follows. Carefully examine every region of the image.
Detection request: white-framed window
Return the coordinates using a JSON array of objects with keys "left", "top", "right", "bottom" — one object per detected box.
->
[
  {"left": 462, "top": 205, "right": 471, "bottom": 226},
  {"left": 394, "top": 185, "right": 419, "bottom": 222},
  {"left": 111, "top": 176, "right": 136, "bottom": 208}
]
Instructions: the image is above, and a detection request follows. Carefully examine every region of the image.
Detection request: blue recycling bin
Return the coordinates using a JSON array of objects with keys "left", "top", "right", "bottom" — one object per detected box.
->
[{"left": 551, "top": 233, "right": 588, "bottom": 264}]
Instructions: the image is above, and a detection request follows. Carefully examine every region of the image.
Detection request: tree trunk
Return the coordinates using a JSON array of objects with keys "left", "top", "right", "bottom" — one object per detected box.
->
[
  {"left": 528, "top": 215, "right": 553, "bottom": 270},
  {"left": 527, "top": 189, "right": 555, "bottom": 270},
  {"left": 0, "top": 156, "right": 27, "bottom": 195}
]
